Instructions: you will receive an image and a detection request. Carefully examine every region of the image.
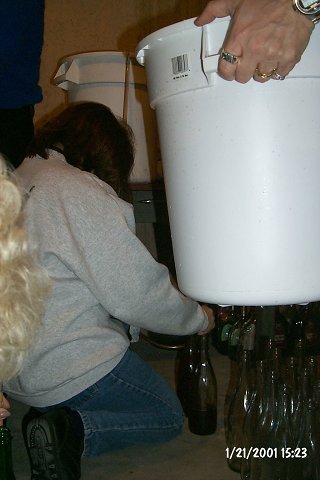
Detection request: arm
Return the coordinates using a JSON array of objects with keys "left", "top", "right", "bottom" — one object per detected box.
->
[
  {"left": 198, "top": 304, "right": 215, "bottom": 335},
  {"left": 0, "top": 1, "right": 44, "bottom": 63},
  {"left": 195, "top": 0, "right": 314, "bottom": 83},
  {"left": 54, "top": 174, "right": 213, "bottom": 336}
]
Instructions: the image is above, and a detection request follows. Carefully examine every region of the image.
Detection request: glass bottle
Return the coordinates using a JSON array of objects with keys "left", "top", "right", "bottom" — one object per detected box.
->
[
  {"left": 288, "top": 361, "right": 316, "bottom": 449},
  {"left": 239, "top": 308, "right": 256, "bottom": 355},
  {"left": 228, "top": 306, "right": 249, "bottom": 362},
  {"left": 0, "top": 425, "right": 16, "bottom": 480},
  {"left": 226, "top": 347, "right": 255, "bottom": 473},
  {"left": 283, "top": 355, "right": 300, "bottom": 443},
  {"left": 241, "top": 359, "right": 265, "bottom": 480},
  {"left": 288, "top": 304, "right": 306, "bottom": 357},
  {"left": 215, "top": 306, "right": 236, "bottom": 355},
  {"left": 293, "top": 337, "right": 306, "bottom": 382},
  {"left": 305, "top": 355, "right": 317, "bottom": 391},
  {"left": 298, "top": 358, "right": 316, "bottom": 415},
  {"left": 175, "top": 335, "right": 197, "bottom": 415},
  {"left": 264, "top": 339, "right": 281, "bottom": 380},
  {"left": 261, "top": 382, "right": 294, "bottom": 480},
  {"left": 288, "top": 397, "right": 320, "bottom": 480},
  {"left": 279, "top": 304, "right": 296, "bottom": 329},
  {"left": 273, "top": 307, "right": 289, "bottom": 355},
  {"left": 254, "top": 306, "right": 275, "bottom": 361},
  {"left": 304, "top": 303, "right": 320, "bottom": 356},
  {"left": 187, "top": 334, "right": 218, "bottom": 435},
  {"left": 277, "top": 304, "right": 293, "bottom": 338},
  {"left": 293, "top": 304, "right": 308, "bottom": 332},
  {"left": 249, "top": 364, "right": 279, "bottom": 480},
  {"left": 313, "top": 379, "right": 320, "bottom": 438}
]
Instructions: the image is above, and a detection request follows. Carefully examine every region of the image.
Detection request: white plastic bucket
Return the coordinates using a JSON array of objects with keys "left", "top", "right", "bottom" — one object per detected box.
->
[
  {"left": 136, "top": 18, "right": 320, "bottom": 306},
  {"left": 53, "top": 51, "right": 158, "bottom": 183}
]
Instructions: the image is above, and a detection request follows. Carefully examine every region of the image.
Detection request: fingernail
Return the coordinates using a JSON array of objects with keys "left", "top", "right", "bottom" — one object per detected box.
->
[{"left": 0, "top": 411, "right": 10, "bottom": 419}]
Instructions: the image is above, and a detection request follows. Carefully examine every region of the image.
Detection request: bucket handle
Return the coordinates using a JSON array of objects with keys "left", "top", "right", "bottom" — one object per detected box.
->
[
  {"left": 201, "top": 25, "right": 221, "bottom": 85},
  {"left": 53, "top": 60, "right": 80, "bottom": 90}
]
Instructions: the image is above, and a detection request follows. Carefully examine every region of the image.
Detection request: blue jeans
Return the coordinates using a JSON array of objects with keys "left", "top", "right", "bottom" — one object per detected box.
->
[{"left": 38, "top": 348, "right": 184, "bottom": 456}]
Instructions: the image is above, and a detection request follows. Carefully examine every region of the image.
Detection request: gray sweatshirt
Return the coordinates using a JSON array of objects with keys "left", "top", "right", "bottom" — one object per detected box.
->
[{"left": 5, "top": 150, "right": 208, "bottom": 407}]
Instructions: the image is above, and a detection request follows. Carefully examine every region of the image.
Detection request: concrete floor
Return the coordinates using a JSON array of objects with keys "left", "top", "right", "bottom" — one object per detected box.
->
[{"left": 8, "top": 338, "right": 240, "bottom": 480}]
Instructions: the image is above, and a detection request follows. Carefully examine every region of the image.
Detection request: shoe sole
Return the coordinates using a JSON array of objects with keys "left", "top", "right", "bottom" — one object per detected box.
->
[{"left": 26, "top": 417, "right": 63, "bottom": 480}]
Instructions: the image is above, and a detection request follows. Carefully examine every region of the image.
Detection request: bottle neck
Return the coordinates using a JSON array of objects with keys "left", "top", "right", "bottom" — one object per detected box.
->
[
  {"left": 283, "top": 356, "right": 299, "bottom": 388},
  {"left": 198, "top": 333, "right": 209, "bottom": 351},
  {"left": 279, "top": 383, "right": 290, "bottom": 418},
  {"left": 238, "top": 349, "right": 255, "bottom": 387},
  {"left": 262, "top": 369, "right": 279, "bottom": 413},
  {"left": 255, "top": 360, "right": 266, "bottom": 398},
  {"left": 300, "top": 397, "right": 315, "bottom": 434}
]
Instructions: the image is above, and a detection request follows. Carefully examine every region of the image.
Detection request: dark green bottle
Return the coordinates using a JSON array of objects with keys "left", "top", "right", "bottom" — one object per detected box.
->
[
  {"left": 215, "top": 306, "right": 236, "bottom": 355},
  {"left": 0, "top": 425, "right": 16, "bottom": 480},
  {"left": 175, "top": 335, "right": 197, "bottom": 415}
]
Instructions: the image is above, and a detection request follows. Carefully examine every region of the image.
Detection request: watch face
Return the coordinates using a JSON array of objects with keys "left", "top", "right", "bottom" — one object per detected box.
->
[
  {"left": 302, "top": 0, "right": 317, "bottom": 6},
  {"left": 299, "top": 0, "right": 320, "bottom": 12}
]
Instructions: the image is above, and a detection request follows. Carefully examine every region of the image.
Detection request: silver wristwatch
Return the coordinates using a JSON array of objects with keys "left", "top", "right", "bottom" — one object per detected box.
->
[{"left": 293, "top": 0, "right": 320, "bottom": 24}]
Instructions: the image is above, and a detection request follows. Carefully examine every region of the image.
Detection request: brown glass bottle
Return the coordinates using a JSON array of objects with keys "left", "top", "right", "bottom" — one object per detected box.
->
[
  {"left": 175, "top": 335, "right": 197, "bottom": 415},
  {"left": 187, "top": 334, "right": 218, "bottom": 435}
]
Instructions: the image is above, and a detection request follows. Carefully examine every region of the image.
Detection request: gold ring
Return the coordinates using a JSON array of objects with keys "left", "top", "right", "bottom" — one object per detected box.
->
[
  {"left": 220, "top": 49, "right": 240, "bottom": 65},
  {"left": 255, "top": 67, "right": 277, "bottom": 79}
]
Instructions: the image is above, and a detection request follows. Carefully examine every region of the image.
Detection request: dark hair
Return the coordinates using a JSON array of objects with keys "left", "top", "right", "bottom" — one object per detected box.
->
[{"left": 28, "top": 102, "right": 135, "bottom": 200}]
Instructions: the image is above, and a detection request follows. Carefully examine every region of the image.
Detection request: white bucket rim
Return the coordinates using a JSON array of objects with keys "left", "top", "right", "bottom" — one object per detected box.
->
[
  {"left": 59, "top": 50, "right": 137, "bottom": 64},
  {"left": 136, "top": 16, "right": 229, "bottom": 65}
]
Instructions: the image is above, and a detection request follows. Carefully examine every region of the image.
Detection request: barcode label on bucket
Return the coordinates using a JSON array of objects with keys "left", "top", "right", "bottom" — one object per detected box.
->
[{"left": 171, "top": 54, "right": 190, "bottom": 79}]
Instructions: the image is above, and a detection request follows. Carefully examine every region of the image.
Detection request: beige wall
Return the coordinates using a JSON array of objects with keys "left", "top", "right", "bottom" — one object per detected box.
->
[{"left": 37, "top": 0, "right": 207, "bottom": 124}]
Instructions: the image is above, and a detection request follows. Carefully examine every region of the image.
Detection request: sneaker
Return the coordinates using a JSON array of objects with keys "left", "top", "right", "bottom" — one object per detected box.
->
[{"left": 22, "top": 407, "right": 83, "bottom": 480}]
